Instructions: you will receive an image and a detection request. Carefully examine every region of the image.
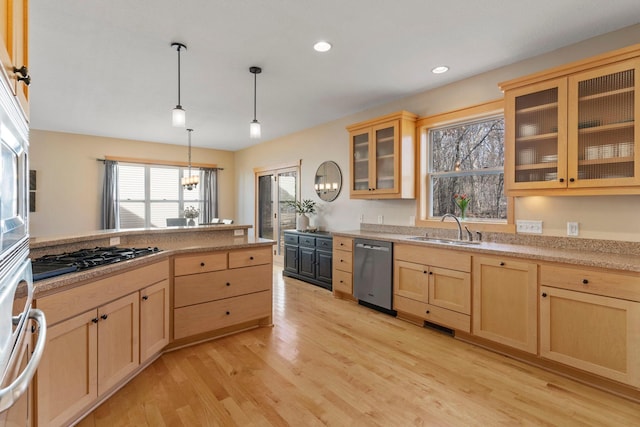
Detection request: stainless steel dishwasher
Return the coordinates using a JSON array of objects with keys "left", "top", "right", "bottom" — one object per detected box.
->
[{"left": 353, "top": 238, "right": 394, "bottom": 313}]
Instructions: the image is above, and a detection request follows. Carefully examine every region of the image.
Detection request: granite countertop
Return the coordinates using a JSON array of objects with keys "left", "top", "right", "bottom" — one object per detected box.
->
[
  {"left": 33, "top": 237, "right": 275, "bottom": 297},
  {"left": 332, "top": 230, "right": 640, "bottom": 273}
]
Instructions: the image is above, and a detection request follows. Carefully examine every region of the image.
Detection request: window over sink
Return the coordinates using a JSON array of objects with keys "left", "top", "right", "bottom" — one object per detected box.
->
[{"left": 417, "top": 99, "right": 514, "bottom": 231}]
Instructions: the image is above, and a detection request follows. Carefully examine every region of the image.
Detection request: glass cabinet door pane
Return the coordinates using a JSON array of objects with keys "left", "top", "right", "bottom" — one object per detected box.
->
[
  {"left": 375, "top": 125, "right": 395, "bottom": 189},
  {"left": 352, "top": 131, "right": 369, "bottom": 191},
  {"left": 576, "top": 68, "right": 634, "bottom": 181},
  {"left": 514, "top": 87, "right": 559, "bottom": 183}
]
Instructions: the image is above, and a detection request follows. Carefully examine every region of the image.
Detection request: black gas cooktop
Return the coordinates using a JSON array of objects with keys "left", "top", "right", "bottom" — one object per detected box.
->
[{"left": 31, "top": 246, "right": 160, "bottom": 281}]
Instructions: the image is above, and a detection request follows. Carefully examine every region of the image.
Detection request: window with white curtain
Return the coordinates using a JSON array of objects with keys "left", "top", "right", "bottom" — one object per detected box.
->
[{"left": 118, "top": 163, "right": 201, "bottom": 228}]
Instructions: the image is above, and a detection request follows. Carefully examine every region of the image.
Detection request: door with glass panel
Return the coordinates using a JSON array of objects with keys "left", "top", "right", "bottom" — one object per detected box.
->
[
  {"left": 567, "top": 59, "right": 640, "bottom": 187},
  {"left": 256, "top": 166, "right": 298, "bottom": 260}
]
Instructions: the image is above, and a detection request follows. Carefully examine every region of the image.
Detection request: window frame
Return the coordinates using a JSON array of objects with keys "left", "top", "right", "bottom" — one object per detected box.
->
[
  {"left": 416, "top": 99, "right": 515, "bottom": 233},
  {"left": 118, "top": 162, "right": 203, "bottom": 229}
]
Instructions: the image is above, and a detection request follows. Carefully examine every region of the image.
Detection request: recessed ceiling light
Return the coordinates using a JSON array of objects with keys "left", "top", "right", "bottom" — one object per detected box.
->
[
  {"left": 314, "top": 41, "right": 332, "bottom": 52},
  {"left": 431, "top": 65, "right": 449, "bottom": 74}
]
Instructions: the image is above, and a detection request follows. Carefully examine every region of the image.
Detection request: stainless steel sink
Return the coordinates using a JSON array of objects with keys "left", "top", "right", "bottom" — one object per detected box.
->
[{"left": 406, "top": 236, "right": 481, "bottom": 245}]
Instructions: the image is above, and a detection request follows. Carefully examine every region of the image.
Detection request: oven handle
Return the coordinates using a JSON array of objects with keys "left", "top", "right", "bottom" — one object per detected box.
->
[{"left": 0, "top": 308, "right": 47, "bottom": 412}]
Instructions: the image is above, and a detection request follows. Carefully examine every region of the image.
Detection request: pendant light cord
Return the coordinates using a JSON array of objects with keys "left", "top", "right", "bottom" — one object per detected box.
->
[
  {"left": 253, "top": 71, "right": 257, "bottom": 121},
  {"left": 187, "top": 128, "right": 193, "bottom": 173},
  {"left": 177, "top": 45, "right": 182, "bottom": 107}
]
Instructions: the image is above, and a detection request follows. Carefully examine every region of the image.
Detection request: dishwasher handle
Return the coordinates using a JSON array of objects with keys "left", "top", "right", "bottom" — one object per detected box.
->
[{"left": 355, "top": 242, "right": 390, "bottom": 252}]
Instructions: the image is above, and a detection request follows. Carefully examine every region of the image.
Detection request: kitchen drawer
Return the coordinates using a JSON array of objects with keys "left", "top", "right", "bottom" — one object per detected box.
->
[
  {"left": 395, "top": 244, "right": 470, "bottom": 272},
  {"left": 394, "top": 295, "right": 470, "bottom": 333},
  {"left": 174, "top": 252, "right": 227, "bottom": 276},
  {"left": 228, "top": 247, "right": 272, "bottom": 269},
  {"left": 174, "top": 264, "right": 271, "bottom": 307},
  {"left": 316, "top": 237, "right": 333, "bottom": 251},
  {"left": 333, "top": 236, "right": 353, "bottom": 252},
  {"left": 333, "top": 249, "right": 353, "bottom": 272},
  {"left": 299, "top": 236, "right": 316, "bottom": 247},
  {"left": 333, "top": 269, "right": 352, "bottom": 294},
  {"left": 284, "top": 233, "right": 298, "bottom": 245},
  {"left": 173, "top": 290, "right": 272, "bottom": 339},
  {"left": 540, "top": 264, "right": 640, "bottom": 302}
]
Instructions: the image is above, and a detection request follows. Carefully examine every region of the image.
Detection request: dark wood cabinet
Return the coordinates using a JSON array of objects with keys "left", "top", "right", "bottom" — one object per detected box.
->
[{"left": 283, "top": 230, "right": 332, "bottom": 290}]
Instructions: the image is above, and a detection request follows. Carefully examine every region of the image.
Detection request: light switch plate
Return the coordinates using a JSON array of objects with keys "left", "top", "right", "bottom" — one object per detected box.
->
[
  {"left": 377, "top": 215, "right": 384, "bottom": 224},
  {"left": 567, "top": 222, "right": 579, "bottom": 236},
  {"left": 516, "top": 220, "right": 543, "bottom": 234},
  {"left": 233, "top": 229, "right": 244, "bottom": 236}
]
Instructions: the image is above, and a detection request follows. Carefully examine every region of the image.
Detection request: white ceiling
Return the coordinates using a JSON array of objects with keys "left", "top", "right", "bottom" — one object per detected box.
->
[{"left": 29, "top": 1, "right": 640, "bottom": 151}]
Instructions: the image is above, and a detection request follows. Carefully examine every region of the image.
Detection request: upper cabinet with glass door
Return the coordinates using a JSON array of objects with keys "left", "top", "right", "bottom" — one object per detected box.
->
[
  {"left": 501, "top": 45, "right": 640, "bottom": 195},
  {"left": 347, "top": 111, "right": 417, "bottom": 199}
]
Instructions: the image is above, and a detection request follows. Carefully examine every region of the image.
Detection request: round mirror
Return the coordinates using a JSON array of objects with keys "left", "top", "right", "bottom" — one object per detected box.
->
[{"left": 314, "top": 161, "right": 342, "bottom": 202}]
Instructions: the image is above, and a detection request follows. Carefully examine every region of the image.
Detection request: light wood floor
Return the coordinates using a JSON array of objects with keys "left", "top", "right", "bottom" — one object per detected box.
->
[{"left": 78, "top": 266, "right": 640, "bottom": 426}]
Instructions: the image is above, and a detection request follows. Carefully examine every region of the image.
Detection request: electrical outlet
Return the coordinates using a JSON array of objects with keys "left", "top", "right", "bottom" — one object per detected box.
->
[
  {"left": 109, "top": 237, "right": 120, "bottom": 245},
  {"left": 409, "top": 215, "right": 416, "bottom": 226},
  {"left": 567, "top": 222, "right": 579, "bottom": 236},
  {"left": 516, "top": 220, "right": 543, "bottom": 234},
  {"left": 359, "top": 214, "right": 364, "bottom": 223},
  {"left": 233, "top": 229, "right": 244, "bottom": 236},
  {"left": 377, "top": 215, "right": 384, "bottom": 224}
]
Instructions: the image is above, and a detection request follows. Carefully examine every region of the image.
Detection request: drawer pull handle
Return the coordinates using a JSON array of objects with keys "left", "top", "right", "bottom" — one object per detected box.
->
[
  {"left": 101, "top": 314, "right": 108, "bottom": 320},
  {"left": 569, "top": 178, "right": 575, "bottom": 182},
  {"left": 92, "top": 317, "right": 99, "bottom": 324},
  {"left": 499, "top": 262, "right": 505, "bottom": 266},
  {"left": 225, "top": 311, "right": 230, "bottom": 315},
  {"left": 226, "top": 282, "right": 231, "bottom": 287},
  {"left": 200, "top": 262, "right": 205, "bottom": 267},
  {"left": 541, "top": 292, "right": 548, "bottom": 298},
  {"left": 142, "top": 295, "right": 149, "bottom": 301},
  {"left": 582, "top": 279, "right": 589, "bottom": 285}
]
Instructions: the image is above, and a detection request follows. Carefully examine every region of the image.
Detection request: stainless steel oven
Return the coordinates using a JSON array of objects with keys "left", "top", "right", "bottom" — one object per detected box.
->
[{"left": 0, "top": 254, "right": 46, "bottom": 426}]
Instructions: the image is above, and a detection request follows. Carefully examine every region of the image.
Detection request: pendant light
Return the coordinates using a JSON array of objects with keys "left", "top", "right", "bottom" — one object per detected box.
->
[
  {"left": 171, "top": 42, "right": 187, "bottom": 127},
  {"left": 182, "top": 128, "right": 199, "bottom": 190},
  {"left": 249, "top": 66, "right": 262, "bottom": 139}
]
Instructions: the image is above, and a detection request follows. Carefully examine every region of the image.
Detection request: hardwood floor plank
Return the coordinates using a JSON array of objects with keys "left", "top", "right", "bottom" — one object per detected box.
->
[{"left": 77, "top": 266, "right": 640, "bottom": 426}]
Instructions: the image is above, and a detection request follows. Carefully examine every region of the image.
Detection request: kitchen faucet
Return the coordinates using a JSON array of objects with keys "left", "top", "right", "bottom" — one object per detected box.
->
[{"left": 441, "top": 213, "right": 463, "bottom": 240}]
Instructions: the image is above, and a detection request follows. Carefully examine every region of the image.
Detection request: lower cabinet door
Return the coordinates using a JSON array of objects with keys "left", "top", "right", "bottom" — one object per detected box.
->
[
  {"left": 97, "top": 293, "right": 140, "bottom": 395},
  {"left": 140, "top": 279, "right": 170, "bottom": 363},
  {"left": 37, "top": 310, "right": 98, "bottom": 427},
  {"left": 540, "top": 286, "right": 640, "bottom": 386},
  {"left": 298, "top": 247, "right": 316, "bottom": 279},
  {"left": 283, "top": 244, "right": 299, "bottom": 274},
  {"left": 316, "top": 249, "right": 333, "bottom": 284}
]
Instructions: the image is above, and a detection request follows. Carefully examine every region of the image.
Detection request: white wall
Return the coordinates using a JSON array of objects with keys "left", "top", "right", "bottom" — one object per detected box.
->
[
  {"left": 29, "top": 130, "right": 236, "bottom": 237},
  {"left": 234, "top": 24, "right": 640, "bottom": 242}
]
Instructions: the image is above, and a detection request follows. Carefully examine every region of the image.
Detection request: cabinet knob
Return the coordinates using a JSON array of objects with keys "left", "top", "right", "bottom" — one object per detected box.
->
[
  {"left": 142, "top": 295, "right": 149, "bottom": 301},
  {"left": 542, "top": 292, "right": 548, "bottom": 298},
  {"left": 226, "top": 282, "right": 231, "bottom": 286},
  {"left": 225, "top": 311, "right": 230, "bottom": 315},
  {"left": 340, "top": 280, "right": 344, "bottom": 283},
  {"left": 200, "top": 262, "right": 205, "bottom": 267},
  {"left": 559, "top": 178, "right": 564, "bottom": 183},
  {"left": 423, "top": 270, "right": 427, "bottom": 274},
  {"left": 340, "top": 243, "right": 344, "bottom": 246},
  {"left": 499, "top": 262, "right": 505, "bottom": 266},
  {"left": 428, "top": 271, "right": 433, "bottom": 275},
  {"left": 250, "top": 256, "right": 254, "bottom": 260},
  {"left": 569, "top": 178, "right": 575, "bottom": 182},
  {"left": 101, "top": 314, "right": 108, "bottom": 320},
  {"left": 92, "top": 317, "right": 99, "bottom": 324},
  {"left": 582, "top": 279, "right": 589, "bottom": 285},
  {"left": 425, "top": 310, "right": 430, "bottom": 314}
]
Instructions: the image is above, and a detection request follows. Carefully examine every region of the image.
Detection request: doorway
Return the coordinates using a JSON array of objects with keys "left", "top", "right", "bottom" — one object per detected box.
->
[{"left": 255, "top": 163, "right": 299, "bottom": 263}]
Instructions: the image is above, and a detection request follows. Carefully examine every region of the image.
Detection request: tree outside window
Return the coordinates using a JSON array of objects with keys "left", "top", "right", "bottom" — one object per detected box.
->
[{"left": 429, "top": 115, "right": 506, "bottom": 221}]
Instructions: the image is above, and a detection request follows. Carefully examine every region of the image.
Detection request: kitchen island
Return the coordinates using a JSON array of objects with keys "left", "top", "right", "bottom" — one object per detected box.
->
[{"left": 30, "top": 224, "right": 276, "bottom": 427}]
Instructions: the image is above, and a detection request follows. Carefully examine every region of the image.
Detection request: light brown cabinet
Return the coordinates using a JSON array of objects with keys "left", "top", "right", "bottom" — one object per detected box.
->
[
  {"left": 504, "top": 49, "right": 640, "bottom": 196},
  {"left": 35, "top": 260, "right": 168, "bottom": 427},
  {"left": 393, "top": 244, "right": 471, "bottom": 332},
  {"left": 139, "top": 279, "right": 170, "bottom": 363},
  {"left": 472, "top": 255, "right": 537, "bottom": 353},
  {"left": 346, "top": 111, "right": 417, "bottom": 199},
  {"left": 173, "top": 247, "right": 273, "bottom": 341},
  {"left": 332, "top": 235, "right": 353, "bottom": 297},
  {"left": 539, "top": 264, "right": 640, "bottom": 387},
  {"left": 0, "top": 0, "right": 29, "bottom": 119}
]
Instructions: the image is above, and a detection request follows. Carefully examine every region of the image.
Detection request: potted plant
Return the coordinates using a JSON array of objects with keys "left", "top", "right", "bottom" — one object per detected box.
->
[
  {"left": 287, "top": 199, "right": 317, "bottom": 231},
  {"left": 184, "top": 206, "right": 200, "bottom": 226}
]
